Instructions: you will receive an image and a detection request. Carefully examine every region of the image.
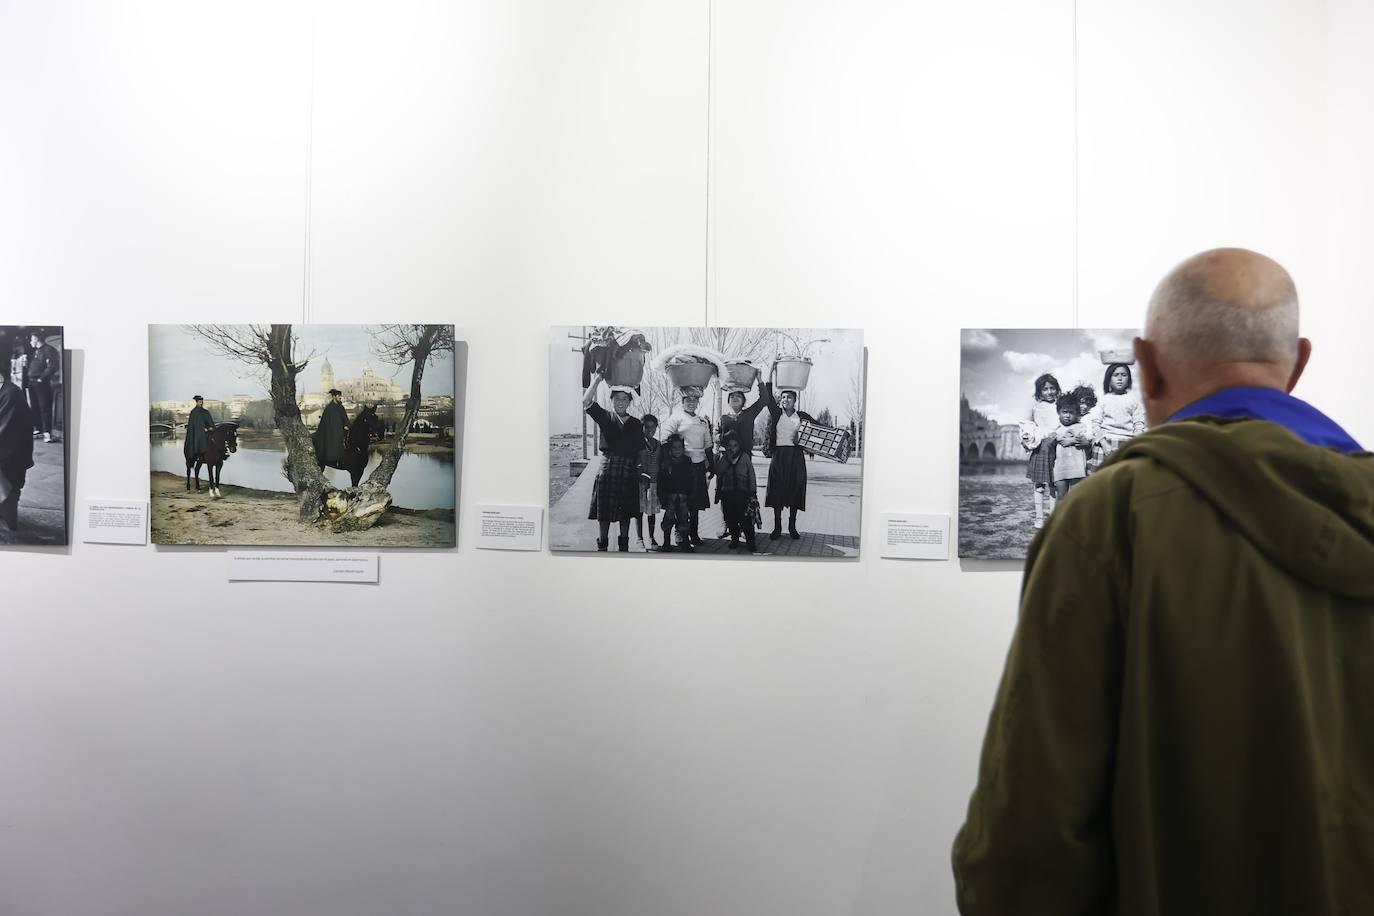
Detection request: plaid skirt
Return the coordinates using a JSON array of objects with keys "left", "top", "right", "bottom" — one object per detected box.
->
[
  {"left": 1024, "top": 438, "right": 1056, "bottom": 487},
  {"left": 588, "top": 454, "right": 640, "bottom": 521},
  {"left": 765, "top": 445, "right": 807, "bottom": 511}
]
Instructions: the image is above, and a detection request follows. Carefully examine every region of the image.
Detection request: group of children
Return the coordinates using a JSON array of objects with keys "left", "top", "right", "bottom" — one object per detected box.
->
[
  {"left": 643, "top": 419, "right": 760, "bottom": 554},
  {"left": 1021, "top": 362, "right": 1146, "bottom": 529}
]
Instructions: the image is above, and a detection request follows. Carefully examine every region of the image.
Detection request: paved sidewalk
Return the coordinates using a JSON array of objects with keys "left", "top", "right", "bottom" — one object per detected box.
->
[{"left": 1, "top": 436, "right": 68, "bottom": 545}]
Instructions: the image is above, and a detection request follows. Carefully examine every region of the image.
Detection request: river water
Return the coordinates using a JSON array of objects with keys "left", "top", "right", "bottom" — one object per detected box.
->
[{"left": 151, "top": 439, "right": 454, "bottom": 510}]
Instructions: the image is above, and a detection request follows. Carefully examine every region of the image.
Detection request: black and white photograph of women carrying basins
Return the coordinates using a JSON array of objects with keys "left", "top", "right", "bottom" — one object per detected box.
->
[
  {"left": 550, "top": 326, "right": 865, "bottom": 558},
  {"left": 149, "top": 324, "right": 457, "bottom": 546},
  {"left": 0, "top": 326, "right": 67, "bottom": 545},
  {"left": 959, "top": 327, "right": 1145, "bottom": 560}
]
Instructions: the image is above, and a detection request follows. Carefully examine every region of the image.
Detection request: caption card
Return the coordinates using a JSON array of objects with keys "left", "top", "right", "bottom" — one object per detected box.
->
[
  {"left": 81, "top": 500, "right": 148, "bottom": 545},
  {"left": 881, "top": 513, "right": 950, "bottom": 560},
  {"left": 475, "top": 505, "right": 543, "bottom": 551},
  {"left": 228, "top": 552, "right": 379, "bottom": 583}
]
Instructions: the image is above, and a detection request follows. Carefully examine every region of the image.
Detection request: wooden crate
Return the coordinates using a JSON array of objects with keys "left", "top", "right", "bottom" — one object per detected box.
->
[{"left": 796, "top": 420, "right": 853, "bottom": 462}]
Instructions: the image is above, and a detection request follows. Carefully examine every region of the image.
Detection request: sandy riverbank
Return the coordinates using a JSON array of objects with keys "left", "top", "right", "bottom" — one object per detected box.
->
[{"left": 150, "top": 471, "right": 455, "bottom": 546}]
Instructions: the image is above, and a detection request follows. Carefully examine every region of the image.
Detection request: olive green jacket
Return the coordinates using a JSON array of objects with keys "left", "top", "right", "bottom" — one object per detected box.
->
[{"left": 953, "top": 417, "right": 1374, "bottom": 915}]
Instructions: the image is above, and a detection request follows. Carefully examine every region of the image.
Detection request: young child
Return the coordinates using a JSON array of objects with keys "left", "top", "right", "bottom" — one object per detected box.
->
[
  {"left": 1052, "top": 395, "right": 1090, "bottom": 499},
  {"left": 1021, "top": 372, "right": 1062, "bottom": 529},
  {"left": 1070, "top": 383, "right": 1101, "bottom": 473},
  {"left": 713, "top": 430, "right": 759, "bottom": 552},
  {"left": 636, "top": 414, "right": 661, "bottom": 550},
  {"left": 1088, "top": 362, "right": 1147, "bottom": 464},
  {"left": 656, "top": 434, "right": 697, "bottom": 553}
]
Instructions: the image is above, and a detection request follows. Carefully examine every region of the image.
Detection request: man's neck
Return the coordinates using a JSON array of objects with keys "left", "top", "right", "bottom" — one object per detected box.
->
[{"left": 1157, "top": 364, "right": 1290, "bottom": 423}]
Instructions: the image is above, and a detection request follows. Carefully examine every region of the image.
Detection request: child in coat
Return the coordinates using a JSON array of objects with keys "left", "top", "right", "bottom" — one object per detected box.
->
[
  {"left": 713, "top": 431, "right": 759, "bottom": 552},
  {"left": 657, "top": 434, "right": 697, "bottom": 553}
]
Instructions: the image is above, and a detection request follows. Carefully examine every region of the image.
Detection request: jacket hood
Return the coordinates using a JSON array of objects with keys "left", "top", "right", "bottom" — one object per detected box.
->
[{"left": 1109, "top": 417, "right": 1374, "bottom": 599}]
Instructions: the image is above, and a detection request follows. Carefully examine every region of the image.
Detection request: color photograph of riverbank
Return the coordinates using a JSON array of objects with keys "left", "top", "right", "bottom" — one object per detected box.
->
[{"left": 149, "top": 324, "right": 457, "bottom": 546}]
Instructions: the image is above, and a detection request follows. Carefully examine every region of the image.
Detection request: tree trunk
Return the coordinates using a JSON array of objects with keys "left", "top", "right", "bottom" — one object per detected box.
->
[
  {"left": 320, "top": 325, "right": 442, "bottom": 533},
  {"left": 267, "top": 324, "right": 332, "bottom": 523}
]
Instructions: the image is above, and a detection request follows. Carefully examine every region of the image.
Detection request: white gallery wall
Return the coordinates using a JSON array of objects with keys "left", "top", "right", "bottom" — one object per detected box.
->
[{"left": 0, "top": 2, "right": 1370, "bottom": 914}]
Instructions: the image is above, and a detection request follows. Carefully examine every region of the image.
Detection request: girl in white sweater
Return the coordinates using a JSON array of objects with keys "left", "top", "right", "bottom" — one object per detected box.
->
[{"left": 1089, "top": 362, "right": 1147, "bottom": 464}]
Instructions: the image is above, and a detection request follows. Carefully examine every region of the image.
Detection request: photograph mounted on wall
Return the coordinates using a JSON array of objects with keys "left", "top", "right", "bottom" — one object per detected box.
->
[
  {"left": 959, "top": 327, "right": 1145, "bottom": 560},
  {"left": 0, "top": 326, "right": 67, "bottom": 546},
  {"left": 550, "top": 326, "right": 865, "bottom": 558},
  {"left": 149, "top": 324, "right": 457, "bottom": 547}
]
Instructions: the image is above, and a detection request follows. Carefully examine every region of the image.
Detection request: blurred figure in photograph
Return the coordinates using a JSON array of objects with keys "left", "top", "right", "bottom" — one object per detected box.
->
[
  {"left": 581, "top": 373, "right": 642, "bottom": 552},
  {"left": 0, "top": 365, "right": 34, "bottom": 532},
  {"left": 26, "top": 330, "right": 59, "bottom": 443},
  {"left": 761, "top": 383, "right": 815, "bottom": 540},
  {"left": 660, "top": 386, "right": 714, "bottom": 547}
]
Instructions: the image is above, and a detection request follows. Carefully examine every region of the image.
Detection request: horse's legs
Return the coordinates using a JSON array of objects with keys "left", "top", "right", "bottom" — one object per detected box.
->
[
  {"left": 193, "top": 460, "right": 203, "bottom": 492},
  {"left": 185, "top": 463, "right": 191, "bottom": 491}
]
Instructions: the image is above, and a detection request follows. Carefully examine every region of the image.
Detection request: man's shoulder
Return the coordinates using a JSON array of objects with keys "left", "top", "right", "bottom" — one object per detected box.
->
[{"left": 1044, "top": 451, "right": 1190, "bottom": 564}]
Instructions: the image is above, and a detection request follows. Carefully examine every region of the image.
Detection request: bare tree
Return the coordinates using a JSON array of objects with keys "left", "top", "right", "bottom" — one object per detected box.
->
[
  {"left": 845, "top": 368, "right": 865, "bottom": 457},
  {"left": 188, "top": 324, "right": 332, "bottom": 522},
  {"left": 361, "top": 323, "right": 454, "bottom": 494}
]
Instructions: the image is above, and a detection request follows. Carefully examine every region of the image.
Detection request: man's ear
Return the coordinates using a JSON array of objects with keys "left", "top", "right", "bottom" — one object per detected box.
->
[
  {"left": 1134, "top": 337, "right": 1163, "bottom": 402},
  {"left": 1286, "top": 338, "right": 1312, "bottom": 393}
]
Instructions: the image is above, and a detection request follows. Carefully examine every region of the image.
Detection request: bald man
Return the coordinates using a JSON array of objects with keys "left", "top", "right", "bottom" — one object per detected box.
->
[{"left": 952, "top": 249, "right": 1372, "bottom": 915}]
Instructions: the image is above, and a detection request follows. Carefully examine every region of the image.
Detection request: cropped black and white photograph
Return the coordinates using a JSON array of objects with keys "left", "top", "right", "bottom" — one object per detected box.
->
[
  {"left": 959, "top": 327, "right": 1145, "bottom": 560},
  {"left": 0, "top": 326, "right": 67, "bottom": 545},
  {"left": 550, "top": 326, "right": 865, "bottom": 558}
]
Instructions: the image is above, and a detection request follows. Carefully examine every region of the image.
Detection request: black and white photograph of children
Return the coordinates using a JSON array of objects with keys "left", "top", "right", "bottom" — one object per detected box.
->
[
  {"left": 1, "top": 326, "right": 67, "bottom": 545},
  {"left": 959, "top": 328, "right": 1145, "bottom": 560},
  {"left": 550, "top": 326, "right": 865, "bottom": 558}
]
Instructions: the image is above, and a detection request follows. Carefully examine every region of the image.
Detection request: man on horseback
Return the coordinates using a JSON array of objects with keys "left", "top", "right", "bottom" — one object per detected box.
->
[
  {"left": 314, "top": 388, "right": 349, "bottom": 468},
  {"left": 183, "top": 395, "right": 215, "bottom": 469}
]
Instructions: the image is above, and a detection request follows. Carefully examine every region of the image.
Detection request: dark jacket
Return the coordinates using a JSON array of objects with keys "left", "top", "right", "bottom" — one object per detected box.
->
[
  {"left": 26, "top": 343, "right": 58, "bottom": 384},
  {"left": 952, "top": 417, "right": 1374, "bottom": 916},
  {"left": 585, "top": 403, "right": 643, "bottom": 460},
  {"left": 713, "top": 450, "right": 757, "bottom": 502},
  {"left": 657, "top": 453, "right": 696, "bottom": 502},
  {"left": 760, "top": 383, "right": 815, "bottom": 459},
  {"left": 0, "top": 380, "right": 34, "bottom": 477},
  {"left": 719, "top": 394, "right": 766, "bottom": 455},
  {"left": 314, "top": 400, "right": 349, "bottom": 464},
  {"left": 183, "top": 405, "right": 215, "bottom": 461}
]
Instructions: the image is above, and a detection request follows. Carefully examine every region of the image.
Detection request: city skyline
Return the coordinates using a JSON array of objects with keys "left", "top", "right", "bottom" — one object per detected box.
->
[{"left": 148, "top": 325, "right": 455, "bottom": 403}]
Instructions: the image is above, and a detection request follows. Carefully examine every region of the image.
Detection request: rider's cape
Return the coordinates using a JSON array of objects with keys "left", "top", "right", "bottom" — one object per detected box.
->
[
  {"left": 183, "top": 406, "right": 215, "bottom": 461},
  {"left": 314, "top": 401, "right": 349, "bottom": 464}
]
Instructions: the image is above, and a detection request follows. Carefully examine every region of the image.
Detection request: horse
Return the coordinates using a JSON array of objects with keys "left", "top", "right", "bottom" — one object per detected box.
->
[
  {"left": 316, "top": 404, "right": 385, "bottom": 487},
  {"left": 186, "top": 422, "right": 238, "bottom": 498}
]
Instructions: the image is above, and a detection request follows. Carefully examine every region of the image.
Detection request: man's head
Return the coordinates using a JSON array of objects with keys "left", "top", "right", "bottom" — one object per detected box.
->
[
  {"left": 193, "top": 395, "right": 204, "bottom": 405},
  {"left": 329, "top": 388, "right": 343, "bottom": 402},
  {"left": 1136, "top": 248, "right": 1311, "bottom": 427},
  {"left": 28, "top": 333, "right": 41, "bottom": 348}
]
